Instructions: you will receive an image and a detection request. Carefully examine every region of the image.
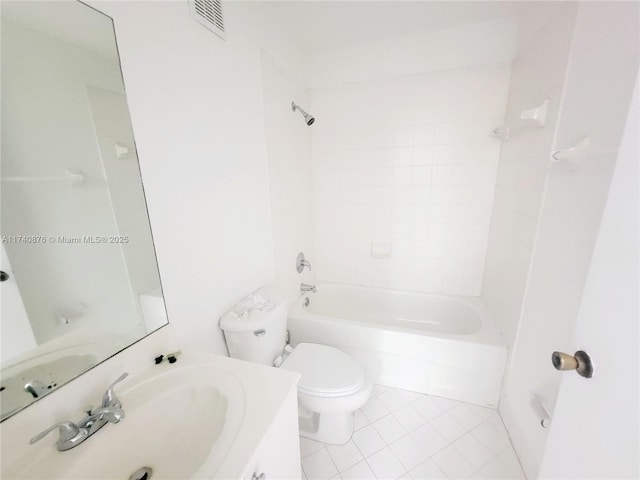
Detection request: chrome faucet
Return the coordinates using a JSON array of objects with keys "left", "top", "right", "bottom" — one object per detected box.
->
[
  {"left": 24, "top": 379, "right": 48, "bottom": 398},
  {"left": 100, "top": 372, "right": 128, "bottom": 409},
  {"left": 29, "top": 373, "right": 128, "bottom": 451},
  {"left": 300, "top": 283, "right": 317, "bottom": 293}
]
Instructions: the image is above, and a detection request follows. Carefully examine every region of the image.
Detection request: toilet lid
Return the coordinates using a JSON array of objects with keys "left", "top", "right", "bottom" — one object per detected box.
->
[{"left": 281, "top": 343, "right": 364, "bottom": 397}]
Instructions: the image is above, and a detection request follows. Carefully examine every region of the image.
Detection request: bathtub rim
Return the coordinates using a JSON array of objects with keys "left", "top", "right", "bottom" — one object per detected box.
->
[{"left": 289, "top": 282, "right": 506, "bottom": 348}]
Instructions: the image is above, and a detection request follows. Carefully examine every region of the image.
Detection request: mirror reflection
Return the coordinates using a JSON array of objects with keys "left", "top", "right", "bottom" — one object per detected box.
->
[{"left": 0, "top": 1, "right": 168, "bottom": 420}]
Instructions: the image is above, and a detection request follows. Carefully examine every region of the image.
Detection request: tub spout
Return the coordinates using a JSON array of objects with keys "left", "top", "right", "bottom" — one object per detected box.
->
[{"left": 300, "top": 283, "right": 317, "bottom": 293}]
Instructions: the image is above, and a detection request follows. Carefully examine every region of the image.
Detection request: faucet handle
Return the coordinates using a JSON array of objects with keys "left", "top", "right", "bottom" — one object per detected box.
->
[
  {"left": 101, "top": 372, "right": 129, "bottom": 408},
  {"left": 30, "top": 421, "right": 82, "bottom": 445},
  {"left": 296, "top": 252, "right": 312, "bottom": 273}
]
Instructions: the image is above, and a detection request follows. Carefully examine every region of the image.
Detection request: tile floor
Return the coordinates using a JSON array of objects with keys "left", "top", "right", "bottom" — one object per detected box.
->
[{"left": 300, "top": 385, "right": 526, "bottom": 480}]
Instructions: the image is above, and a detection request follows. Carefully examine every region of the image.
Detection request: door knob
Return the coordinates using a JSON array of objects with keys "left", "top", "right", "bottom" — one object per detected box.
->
[{"left": 552, "top": 350, "right": 593, "bottom": 378}]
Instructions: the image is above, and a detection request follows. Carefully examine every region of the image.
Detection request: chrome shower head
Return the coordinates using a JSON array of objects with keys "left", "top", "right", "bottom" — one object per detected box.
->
[{"left": 292, "top": 101, "right": 315, "bottom": 126}]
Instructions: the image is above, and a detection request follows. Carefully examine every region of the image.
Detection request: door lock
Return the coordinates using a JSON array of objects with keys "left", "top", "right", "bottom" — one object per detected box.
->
[{"left": 552, "top": 350, "right": 593, "bottom": 378}]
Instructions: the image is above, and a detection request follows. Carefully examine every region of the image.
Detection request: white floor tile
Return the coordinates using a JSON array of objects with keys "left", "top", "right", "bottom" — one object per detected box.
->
[
  {"left": 467, "top": 404, "right": 497, "bottom": 420},
  {"left": 410, "top": 459, "right": 448, "bottom": 480},
  {"left": 448, "top": 404, "right": 485, "bottom": 431},
  {"left": 373, "top": 414, "right": 407, "bottom": 444},
  {"left": 478, "top": 456, "right": 522, "bottom": 479},
  {"left": 410, "top": 423, "right": 449, "bottom": 456},
  {"left": 367, "top": 447, "right": 407, "bottom": 480},
  {"left": 451, "top": 433, "right": 495, "bottom": 469},
  {"left": 361, "top": 397, "right": 391, "bottom": 423},
  {"left": 390, "top": 435, "right": 429, "bottom": 471},
  {"left": 497, "top": 446, "right": 526, "bottom": 478},
  {"left": 341, "top": 460, "right": 377, "bottom": 480},
  {"left": 301, "top": 437, "right": 326, "bottom": 457},
  {"left": 411, "top": 396, "right": 444, "bottom": 421},
  {"left": 354, "top": 409, "right": 369, "bottom": 431},
  {"left": 430, "top": 412, "right": 467, "bottom": 442},
  {"left": 302, "top": 448, "right": 339, "bottom": 480},
  {"left": 467, "top": 470, "right": 486, "bottom": 479},
  {"left": 484, "top": 411, "right": 506, "bottom": 431},
  {"left": 431, "top": 445, "right": 475, "bottom": 479},
  {"left": 373, "top": 384, "right": 391, "bottom": 396},
  {"left": 327, "top": 440, "right": 364, "bottom": 472},
  {"left": 429, "top": 395, "right": 461, "bottom": 412},
  {"left": 471, "top": 422, "right": 510, "bottom": 455},
  {"left": 393, "top": 404, "right": 427, "bottom": 432},
  {"left": 352, "top": 424, "right": 386, "bottom": 458},
  {"left": 397, "top": 389, "right": 424, "bottom": 403},
  {"left": 378, "top": 389, "right": 411, "bottom": 412},
  {"left": 298, "top": 386, "right": 523, "bottom": 480}
]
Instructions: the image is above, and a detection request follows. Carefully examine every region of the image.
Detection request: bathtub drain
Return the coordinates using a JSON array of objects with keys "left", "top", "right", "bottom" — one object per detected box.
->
[{"left": 129, "top": 467, "right": 152, "bottom": 480}]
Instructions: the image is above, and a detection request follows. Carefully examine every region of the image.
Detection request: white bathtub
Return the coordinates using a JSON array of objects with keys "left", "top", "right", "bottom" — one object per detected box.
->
[{"left": 288, "top": 284, "right": 507, "bottom": 407}]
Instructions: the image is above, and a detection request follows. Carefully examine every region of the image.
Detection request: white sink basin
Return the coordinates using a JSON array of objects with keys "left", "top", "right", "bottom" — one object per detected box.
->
[{"left": 4, "top": 362, "right": 245, "bottom": 480}]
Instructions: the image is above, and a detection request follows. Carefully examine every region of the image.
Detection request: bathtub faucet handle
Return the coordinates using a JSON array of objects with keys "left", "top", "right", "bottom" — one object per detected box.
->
[
  {"left": 300, "top": 283, "right": 317, "bottom": 293},
  {"left": 296, "top": 252, "right": 312, "bottom": 273}
]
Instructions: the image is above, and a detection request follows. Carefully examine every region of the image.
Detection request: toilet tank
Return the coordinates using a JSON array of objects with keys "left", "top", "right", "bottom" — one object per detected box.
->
[{"left": 219, "top": 287, "right": 288, "bottom": 366}]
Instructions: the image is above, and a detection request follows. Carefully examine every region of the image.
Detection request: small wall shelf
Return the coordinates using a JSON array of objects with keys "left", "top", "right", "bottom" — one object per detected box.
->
[
  {"left": 491, "top": 98, "right": 550, "bottom": 142},
  {"left": 1, "top": 170, "right": 85, "bottom": 186}
]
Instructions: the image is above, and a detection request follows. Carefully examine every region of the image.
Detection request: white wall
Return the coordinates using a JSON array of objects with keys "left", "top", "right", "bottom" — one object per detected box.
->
[
  {"left": 310, "top": 63, "right": 510, "bottom": 295},
  {"left": 485, "top": 3, "right": 640, "bottom": 477},
  {"left": 305, "top": 17, "right": 518, "bottom": 88},
  {"left": 260, "top": 52, "right": 316, "bottom": 300},
  {"left": 482, "top": 4, "right": 578, "bottom": 348},
  {"left": 89, "top": 1, "right": 308, "bottom": 355}
]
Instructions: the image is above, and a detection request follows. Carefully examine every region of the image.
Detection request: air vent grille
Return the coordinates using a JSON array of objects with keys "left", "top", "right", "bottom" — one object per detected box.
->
[{"left": 189, "top": 0, "right": 225, "bottom": 40}]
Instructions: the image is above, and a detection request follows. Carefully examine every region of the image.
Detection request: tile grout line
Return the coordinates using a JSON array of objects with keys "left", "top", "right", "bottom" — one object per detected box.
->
[{"left": 302, "top": 385, "right": 524, "bottom": 480}]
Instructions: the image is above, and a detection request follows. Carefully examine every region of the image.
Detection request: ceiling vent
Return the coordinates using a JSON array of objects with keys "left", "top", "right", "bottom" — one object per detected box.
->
[{"left": 189, "top": 0, "right": 225, "bottom": 40}]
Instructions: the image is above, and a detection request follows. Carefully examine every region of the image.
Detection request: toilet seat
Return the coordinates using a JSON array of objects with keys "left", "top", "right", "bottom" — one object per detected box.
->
[{"left": 281, "top": 343, "right": 364, "bottom": 397}]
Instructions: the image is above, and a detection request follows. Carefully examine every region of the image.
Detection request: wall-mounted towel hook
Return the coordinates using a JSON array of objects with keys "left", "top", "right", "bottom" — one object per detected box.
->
[{"left": 551, "top": 137, "right": 591, "bottom": 163}]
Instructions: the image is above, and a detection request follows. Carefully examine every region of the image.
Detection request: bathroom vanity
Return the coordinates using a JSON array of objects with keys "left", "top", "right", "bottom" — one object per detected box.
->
[{"left": 0, "top": 327, "right": 302, "bottom": 480}]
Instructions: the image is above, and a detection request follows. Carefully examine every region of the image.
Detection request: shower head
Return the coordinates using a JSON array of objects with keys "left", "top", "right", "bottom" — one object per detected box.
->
[{"left": 291, "top": 101, "right": 315, "bottom": 126}]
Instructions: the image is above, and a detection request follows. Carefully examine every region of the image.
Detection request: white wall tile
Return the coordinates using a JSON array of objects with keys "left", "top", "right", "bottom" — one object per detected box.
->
[{"left": 310, "top": 64, "right": 509, "bottom": 295}]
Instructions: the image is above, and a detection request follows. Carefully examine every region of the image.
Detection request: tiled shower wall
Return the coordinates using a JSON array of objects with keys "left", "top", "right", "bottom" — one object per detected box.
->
[{"left": 309, "top": 64, "right": 510, "bottom": 295}]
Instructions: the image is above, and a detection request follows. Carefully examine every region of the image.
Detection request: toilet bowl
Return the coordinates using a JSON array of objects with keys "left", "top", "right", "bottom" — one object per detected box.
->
[
  {"left": 280, "top": 343, "right": 372, "bottom": 444},
  {"left": 219, "top": 287, "right": 371, "bottom": 445}
]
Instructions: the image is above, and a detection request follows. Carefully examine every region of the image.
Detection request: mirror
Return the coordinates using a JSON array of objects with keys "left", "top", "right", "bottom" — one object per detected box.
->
[{"left": 0, "top": 1, "right": 168, "bottom": 420}]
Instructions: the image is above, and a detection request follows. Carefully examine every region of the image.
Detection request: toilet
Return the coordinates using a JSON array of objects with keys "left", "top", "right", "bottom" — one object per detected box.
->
[{"left": 219, "top": 287, "right": 372, "bottom": 445}]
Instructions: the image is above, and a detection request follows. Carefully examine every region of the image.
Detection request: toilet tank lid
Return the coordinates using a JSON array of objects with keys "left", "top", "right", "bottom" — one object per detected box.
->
[{"left": 219, "top": 287, "right": 288, "bottom": 333}]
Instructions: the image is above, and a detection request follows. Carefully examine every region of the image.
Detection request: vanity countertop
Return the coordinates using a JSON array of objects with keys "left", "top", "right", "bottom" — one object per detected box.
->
[{"left": 1, "top": 332, "right": 300, "bottom": 480}]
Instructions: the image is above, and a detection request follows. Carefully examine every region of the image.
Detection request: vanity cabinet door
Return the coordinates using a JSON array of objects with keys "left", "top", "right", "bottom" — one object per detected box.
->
[{"left": 245, "top": 389, "right": 301, "bottom": 480}]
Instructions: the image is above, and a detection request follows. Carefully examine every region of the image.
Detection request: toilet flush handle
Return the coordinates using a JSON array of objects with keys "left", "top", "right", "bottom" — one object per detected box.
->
[{"left": 253, "top": 329, "right": 266, "bottom": 337}]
